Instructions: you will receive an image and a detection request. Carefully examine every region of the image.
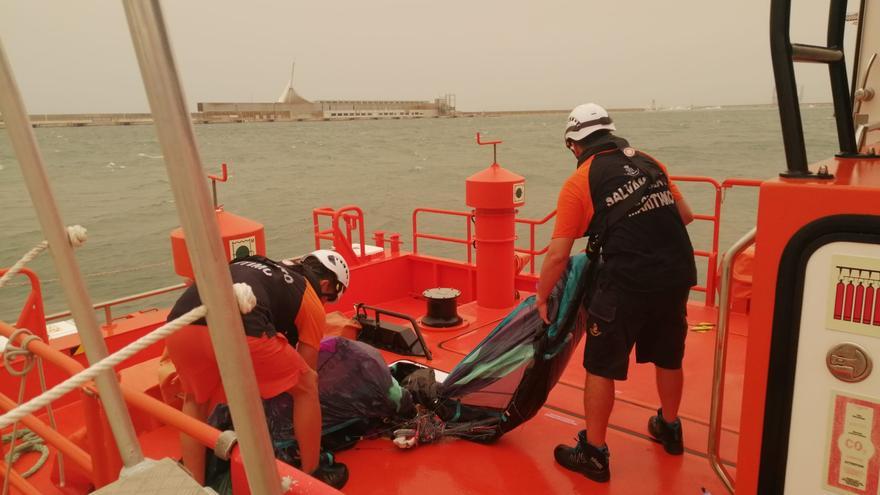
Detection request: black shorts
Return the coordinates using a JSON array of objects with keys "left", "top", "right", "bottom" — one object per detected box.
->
[{"left": 583, "top": 282, "right": 690, "bottom": 380}]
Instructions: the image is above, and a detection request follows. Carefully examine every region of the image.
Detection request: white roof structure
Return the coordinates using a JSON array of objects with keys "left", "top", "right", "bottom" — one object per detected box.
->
[{"left": 277, "top": 62, "right": 311, "bottom": 104}]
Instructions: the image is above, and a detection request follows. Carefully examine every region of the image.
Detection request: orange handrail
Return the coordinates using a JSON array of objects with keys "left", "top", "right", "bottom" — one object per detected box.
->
[
  {"left": 313, "top": 205, "right": 368, "bottom": 264},
  {"left": 0, "top": 460, "right": 43, "bottom": 495},
  {"left": 121, "top": 388, "right": 220, "bottom": 449},
  {"left": 1, "top": 321, "right": 104, "bottom": 486},
  {"left": 0, "top": 267, "right": 48, "bottom": 342},
  {"left": 722, "top": 178, "right": 764, "bottom": 188},
  {"left": 671, "top": 176, "right": 723, "bottom": 305},
  {"left": 0, "top": 319, "right": 332, "bottom": 494},
  {"left": 412, "top": 208, "right": 559, "bottom": 271},
  {"left": 412, "top": 208, "right": 475, "bottom": 263},
  {"left": 0, "top": 392, "right": 93, "bottom": 475},
  {"left": 408, "top": 176, "right": 764, "bottom": 307},
  {"left": 513, "top": 211, "right": 557, "bottom": 274}
]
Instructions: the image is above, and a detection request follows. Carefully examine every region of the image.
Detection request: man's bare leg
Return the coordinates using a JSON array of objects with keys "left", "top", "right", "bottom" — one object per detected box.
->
[
  {"left": 655, "top": 366, "right": 683, "bottom": 422},
  {"left": 584, "top": 371, "right": 615, "bottom": 447}
]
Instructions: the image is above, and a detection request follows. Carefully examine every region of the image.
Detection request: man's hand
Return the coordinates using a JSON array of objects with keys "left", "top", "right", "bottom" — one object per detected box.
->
[
  {"left": 535, "top": 237, "right": 575, "bottom": 325},
  {"left": 536, "top": 296, "right": 550, "bottom": 324}
]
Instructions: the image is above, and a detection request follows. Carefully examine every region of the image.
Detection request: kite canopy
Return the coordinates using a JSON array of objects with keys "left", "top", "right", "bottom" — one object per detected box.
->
[
  {"left": 205, "top": 254, "right": 590, "bottom": 490},
  {"left": 425, "top": 253, "right": 590, "bottom": 441}
]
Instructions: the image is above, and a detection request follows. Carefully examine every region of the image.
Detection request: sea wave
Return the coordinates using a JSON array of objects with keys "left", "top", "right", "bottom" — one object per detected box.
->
[{"left": 0, "top": 108, "right": 841, "bottom": 319}]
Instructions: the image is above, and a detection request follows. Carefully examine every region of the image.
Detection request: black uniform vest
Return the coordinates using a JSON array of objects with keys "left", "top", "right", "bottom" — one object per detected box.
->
[
  {"left": 167, "top": 255, "right": 308, "bottom": 345},
  {"left": 580, "top": 138, "right": 697, "bottom": 292}
]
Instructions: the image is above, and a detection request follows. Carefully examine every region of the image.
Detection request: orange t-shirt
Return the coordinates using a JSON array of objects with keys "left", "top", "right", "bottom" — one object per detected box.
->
[
  {"left": 294, "top": 283, "right": 325, "bottom": 350},
  {"left": 551, "top": 153, "right": 683, "bottom": 239}
]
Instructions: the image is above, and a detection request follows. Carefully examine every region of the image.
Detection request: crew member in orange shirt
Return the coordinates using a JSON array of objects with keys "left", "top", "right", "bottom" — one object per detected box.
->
[
  {"left": 165, "top": 250, "right": 350, "bottom": 489},
  {"left": 537, "top": 103, "right": 696, "bottom": 483}
]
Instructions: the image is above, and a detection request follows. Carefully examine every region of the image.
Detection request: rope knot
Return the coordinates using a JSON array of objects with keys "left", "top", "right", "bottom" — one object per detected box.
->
[
  {"left": 2, "top": 329, "right": 40, "bottom": 378},
  {"left": 233, "top": 283, "right": 257, "bottom": 314},
  {"left": 66, "top": 225, "right": 88, "bottom": 248},
  {"left": 2, "top": 428, "right": 49, "bottom": 478}
]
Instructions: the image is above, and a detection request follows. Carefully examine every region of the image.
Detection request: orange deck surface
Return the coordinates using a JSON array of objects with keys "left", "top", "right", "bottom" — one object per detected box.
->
[
  {"left": 327, "top": 296, "right": 741, "bottom": 494},
  {"left": 3, "top": 294, "right": 743, "bottom": 494}
]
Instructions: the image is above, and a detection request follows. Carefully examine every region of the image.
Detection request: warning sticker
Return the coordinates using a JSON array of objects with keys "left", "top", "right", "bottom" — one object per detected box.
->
[
  {"left": 827, "top": 255, "right": 880, "bottom": 337},
  {"left": 825, "top": 391, "right": 880, "bottom": 494},
  {"left": 229, "top": 236, "right": 257, "bottom": 260},
  {"left": 513, "top": 182, "right": 525, "bottom": 204}
]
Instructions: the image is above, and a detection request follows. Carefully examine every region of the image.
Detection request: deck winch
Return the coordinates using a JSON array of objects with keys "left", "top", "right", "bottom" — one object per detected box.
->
[{"left": 420, "top": 288, "right": 463, "bottom": 328}]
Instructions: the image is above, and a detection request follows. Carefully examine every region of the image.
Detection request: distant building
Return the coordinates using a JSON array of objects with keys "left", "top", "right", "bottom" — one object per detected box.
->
[{"left": 196, "top": 64, "right": 455, "bottom": 123}]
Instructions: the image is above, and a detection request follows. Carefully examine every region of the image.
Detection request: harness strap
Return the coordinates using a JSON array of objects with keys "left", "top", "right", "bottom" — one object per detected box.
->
[{"left": 582, "top": 137, "right": 663, "bottom": 259}]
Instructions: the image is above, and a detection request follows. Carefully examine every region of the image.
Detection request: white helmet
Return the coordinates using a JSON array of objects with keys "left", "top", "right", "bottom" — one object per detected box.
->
[
  {"left": 564, "top": 103, "right": 616, "bottom": 143},
  {"left": 305, "top": 249, "right": 350, "bottom": 297}
]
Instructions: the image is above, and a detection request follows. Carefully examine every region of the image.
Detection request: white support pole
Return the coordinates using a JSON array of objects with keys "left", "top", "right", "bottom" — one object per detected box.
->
[
  {"left": 120, "top": 1, "right": 282, "bottom": 494},
  {"left": 0, "top": 39, "right": 144, "bottom": 467}
]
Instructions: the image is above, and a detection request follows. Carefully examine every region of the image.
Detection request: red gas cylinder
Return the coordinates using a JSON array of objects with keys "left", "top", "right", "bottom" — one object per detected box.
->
[
  {"left": 170, "top": 208, "right": 266, "bottom": 279},
  {"left": 466, "top": 134, "right": 525, "bottom": 309}
]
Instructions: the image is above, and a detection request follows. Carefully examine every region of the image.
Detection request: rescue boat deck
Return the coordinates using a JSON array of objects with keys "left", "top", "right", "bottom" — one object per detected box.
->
[
  {"left": 2, "top": 289, "right": 743, "bottom": 495},
  {"left": 331, "top": 296, "right": 741, "bottom": 495}
]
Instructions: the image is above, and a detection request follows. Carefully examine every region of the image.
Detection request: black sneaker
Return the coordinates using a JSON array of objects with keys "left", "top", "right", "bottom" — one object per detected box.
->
[
  {"left": 648, "top": 408, "right": 684, "bottom": 455},
  {"left": 310, "top": 452, "right": 349, "bottom": 489},
  {"left": 553, "top": 430, "right": 610, "bottom": 483}
]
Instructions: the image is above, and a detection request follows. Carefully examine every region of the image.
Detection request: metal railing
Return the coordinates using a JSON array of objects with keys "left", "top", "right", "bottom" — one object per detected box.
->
[
  {"left": 514, "top": 211, "right": 557, "bottom": 274},
  {"left": 45, "top": 283, "right": 187, "bottom": 328},
  {"left": 410, "top": 176, "right": 763, "bottom": 306},
  {"left": 677, "top": 176, "right": 763, "bottom": 306},
  {"left": 411, "top": 208, "right": 557, "bottom": 272},
  {"left": 671, "top": 176, "right": 723, "bottom": 305},
  {"left": 412, "top": 208, "right": 475, "bottom": 263},
  {"left": 313, "top": 205, "right": 368, "bottom": 264},
  {"left": 708, "top": 227, "right": 757, "bottom": 494},
  {"left": 0, "top": 320, "right": 337, "bottom": 494},
  {"left": 0, "top": 268, "right": 48, "bottom": 342}
]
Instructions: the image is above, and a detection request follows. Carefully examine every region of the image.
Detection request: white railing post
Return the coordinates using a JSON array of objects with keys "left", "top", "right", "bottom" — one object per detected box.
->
[{"left": 120, "top": 1, "right": 283, "bottom": 493}]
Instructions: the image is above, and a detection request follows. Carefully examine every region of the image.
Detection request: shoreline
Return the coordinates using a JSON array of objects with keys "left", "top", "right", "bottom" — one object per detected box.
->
[{"left": 0, "top": 103, "right": 829, "bottom": 129}]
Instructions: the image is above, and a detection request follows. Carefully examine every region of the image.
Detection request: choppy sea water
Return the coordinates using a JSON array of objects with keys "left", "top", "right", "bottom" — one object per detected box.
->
[{"left": 0, "top": 106, "right": 841, "bottom": 320}]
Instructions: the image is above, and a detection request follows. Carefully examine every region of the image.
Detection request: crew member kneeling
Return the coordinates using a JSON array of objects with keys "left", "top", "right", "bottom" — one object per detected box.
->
[{"left": 165, "top": 250, "right": 350, "bottom": 489}]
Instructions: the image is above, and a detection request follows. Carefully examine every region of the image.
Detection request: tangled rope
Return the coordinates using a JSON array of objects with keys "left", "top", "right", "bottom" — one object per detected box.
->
[
  {"left": 2, "top": 328, "right": 64, "bottom": 494},
  {"left": 0, "top": 225, "right": 88, "bottom": 289},
  {"left": 2, "top": 329, "right": 41, "bottom": 377},
  {"left": 1, "top": 328, "right": 49, "bottom": 495},
  {"left": 0, "top": 306, "right": 206, "bottom": 431},
  {"left": 2, "top": 429, "right": 49, "bottom": 478},
  {"left": 0, "top": 282, "right": 257, "bottom": 431}
]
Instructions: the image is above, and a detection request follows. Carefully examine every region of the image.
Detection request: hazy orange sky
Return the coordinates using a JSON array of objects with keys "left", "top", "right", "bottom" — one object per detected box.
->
[{"left": 0, "top": 0, "right": 856, "bottom": 113}]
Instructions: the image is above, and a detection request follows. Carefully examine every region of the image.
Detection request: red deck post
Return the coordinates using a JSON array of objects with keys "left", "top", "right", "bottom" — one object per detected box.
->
[
  {"left": 373, "top": 230, "right": 386, "bottom": 249},
  {"left": 388, "top": 233, "right": 402, "bottom": 256},
  {"left": 466, "top": 135, "right": 525, "bottom": 309}
]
